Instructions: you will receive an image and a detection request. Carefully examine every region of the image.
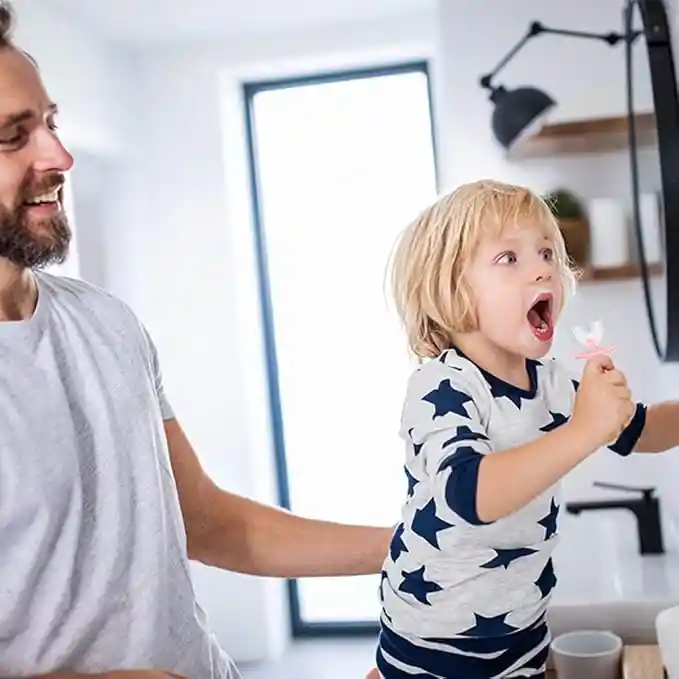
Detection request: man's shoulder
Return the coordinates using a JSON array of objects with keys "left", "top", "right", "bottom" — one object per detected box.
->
[{"left": 37, "top": 272, "right": 142, "bottom": 330}]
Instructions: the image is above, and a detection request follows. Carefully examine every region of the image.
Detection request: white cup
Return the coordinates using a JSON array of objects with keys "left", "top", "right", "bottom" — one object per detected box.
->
[
  {"left": 550, "top": 630, "right": 623, "bottom": 679},
  {"left": 656, "top": 606, "right": 679, "bottom": 678}
]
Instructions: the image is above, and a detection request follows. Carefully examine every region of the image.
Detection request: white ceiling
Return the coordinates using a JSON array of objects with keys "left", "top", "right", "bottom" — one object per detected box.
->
[{"left": 37, "top": 0, "right": 434, "bottom": 45}]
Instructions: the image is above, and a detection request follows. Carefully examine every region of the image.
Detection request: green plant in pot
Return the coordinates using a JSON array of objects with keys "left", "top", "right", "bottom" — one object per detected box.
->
[{"left": 543, "top": 188, "right": 590, "bottom": 269}]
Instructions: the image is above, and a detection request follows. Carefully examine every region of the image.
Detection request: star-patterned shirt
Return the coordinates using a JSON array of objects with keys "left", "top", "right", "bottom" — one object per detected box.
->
[{"left": 377, "top": 348, "right": 646, "bottom": 678}]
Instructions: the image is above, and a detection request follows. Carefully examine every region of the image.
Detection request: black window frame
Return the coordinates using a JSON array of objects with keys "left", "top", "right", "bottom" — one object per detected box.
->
[{"left": 242, "top": 60, "right": 440, "bottom": 637}]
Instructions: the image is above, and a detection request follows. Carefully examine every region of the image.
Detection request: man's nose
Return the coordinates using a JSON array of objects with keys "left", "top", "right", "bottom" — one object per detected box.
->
[{"left": 31, "top": 127, "right": 74, "bottom": 174}]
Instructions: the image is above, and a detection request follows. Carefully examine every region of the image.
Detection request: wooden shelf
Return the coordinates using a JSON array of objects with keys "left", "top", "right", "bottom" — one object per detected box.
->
[
  {"left": 580, "top": 261, "right": 662, "bottom": 282},
  {"left": 507, "top": 112, "right": 657, "bottom": 159}
]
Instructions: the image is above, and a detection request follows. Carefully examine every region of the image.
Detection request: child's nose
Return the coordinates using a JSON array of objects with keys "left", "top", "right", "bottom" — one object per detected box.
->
[{"left": 533, "top": 258, "right": 553, "bottom": 281}]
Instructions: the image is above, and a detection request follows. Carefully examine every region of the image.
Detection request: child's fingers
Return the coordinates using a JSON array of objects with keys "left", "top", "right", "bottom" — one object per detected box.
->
[
  {"left": 365, "top": 669, "right": 381, "bottom": 679},
  {"left": 585, "top": 354, "right": 614, "bottom": 374}
]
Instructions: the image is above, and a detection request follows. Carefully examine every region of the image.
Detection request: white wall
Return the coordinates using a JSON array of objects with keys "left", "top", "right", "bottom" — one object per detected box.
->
[
  {"left": 433, "top": 0, "right": 642, "bottom": 191},
  {"left": 13, "top": 0, "right": 131, "bottom": 158},
  {"left": 55, "top": 0, "right": 679, "bottom": 666}
]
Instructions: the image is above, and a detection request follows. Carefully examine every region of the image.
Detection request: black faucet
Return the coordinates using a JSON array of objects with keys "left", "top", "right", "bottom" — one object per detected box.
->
[{"left": 565, "top": 481, "right": 665, "bottom": 555}]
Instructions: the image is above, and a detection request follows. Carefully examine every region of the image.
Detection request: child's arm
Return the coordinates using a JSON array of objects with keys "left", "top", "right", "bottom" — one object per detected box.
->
[
  {"left": 476, "top": 356, "right": 635, "bottom": 521},
  {"left": 474, "top": 421, "right": 594, "bottom": 522},
  {"left": 413, "top": 355, "right": 635, "bottom": 526}
]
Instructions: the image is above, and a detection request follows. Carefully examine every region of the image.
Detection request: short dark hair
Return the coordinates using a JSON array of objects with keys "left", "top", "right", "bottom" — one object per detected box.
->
[{"left": 0, "top": 1, "right": 14, "bottom": 49}]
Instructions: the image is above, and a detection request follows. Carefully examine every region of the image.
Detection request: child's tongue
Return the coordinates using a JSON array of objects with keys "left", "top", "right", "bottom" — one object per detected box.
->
[
  {"left": 527, "top": 307, "right": 543, "bottom": 328},
  {"left": 528, "top": 307, "right": 553, "bottom": 342}
]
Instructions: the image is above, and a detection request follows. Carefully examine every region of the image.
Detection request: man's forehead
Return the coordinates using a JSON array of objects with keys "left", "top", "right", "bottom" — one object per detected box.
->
[{"left": 0, "top": 47, "right": 52, "bottom": 122}]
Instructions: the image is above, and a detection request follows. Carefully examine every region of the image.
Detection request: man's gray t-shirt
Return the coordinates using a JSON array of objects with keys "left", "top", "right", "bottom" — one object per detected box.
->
[{"left": 0, "top": 272, "right": 238, "bottom": 678}]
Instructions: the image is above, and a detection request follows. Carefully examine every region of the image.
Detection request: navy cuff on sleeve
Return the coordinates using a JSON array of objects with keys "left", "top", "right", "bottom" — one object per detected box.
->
[
  {"left": 438, "top": 446, "right": 489, "bottom": 525},
  {"left": 608, "top": 402, "right": 647, "bottom": 456}
]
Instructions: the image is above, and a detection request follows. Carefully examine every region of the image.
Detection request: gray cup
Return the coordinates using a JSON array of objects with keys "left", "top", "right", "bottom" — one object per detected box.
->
[{"left": 550, "top": 630, "right": 623, "bottom": 679}]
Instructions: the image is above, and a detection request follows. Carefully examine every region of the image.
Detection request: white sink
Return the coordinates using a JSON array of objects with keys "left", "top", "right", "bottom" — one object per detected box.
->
[{"left": 547, "top": 512, "right": 679, "bottom": 643}]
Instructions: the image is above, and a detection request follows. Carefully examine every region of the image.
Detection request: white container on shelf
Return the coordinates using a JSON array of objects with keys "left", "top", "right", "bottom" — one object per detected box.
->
[
  {"left": 587, "top": 197, "right": 628, "bottom": 268},
  {"left": 638, "top": 192, "right": 663, "bottom": 264},
  {"left": 656, "top": 605, "right": 679, "bottom": 678}
]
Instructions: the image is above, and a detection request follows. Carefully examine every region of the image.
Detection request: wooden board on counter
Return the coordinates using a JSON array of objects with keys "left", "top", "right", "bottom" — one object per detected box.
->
[{"left": 623, "top": 645, "right": 664, "bottom": 679}]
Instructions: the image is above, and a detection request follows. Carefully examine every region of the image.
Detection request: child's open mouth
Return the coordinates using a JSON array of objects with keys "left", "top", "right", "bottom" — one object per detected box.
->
[{"left": 527, "top": 293, "right": 554, "bottom": 342}]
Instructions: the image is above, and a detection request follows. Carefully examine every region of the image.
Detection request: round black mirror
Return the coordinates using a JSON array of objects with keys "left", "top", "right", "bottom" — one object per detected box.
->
[{"left": 626, "top": 0, "right": 679, "bottom": 361}]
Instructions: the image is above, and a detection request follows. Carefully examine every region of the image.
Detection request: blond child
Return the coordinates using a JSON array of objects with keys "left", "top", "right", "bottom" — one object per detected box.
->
[{"left": 372, "top": 180, "right": 648, "bottom": 679}]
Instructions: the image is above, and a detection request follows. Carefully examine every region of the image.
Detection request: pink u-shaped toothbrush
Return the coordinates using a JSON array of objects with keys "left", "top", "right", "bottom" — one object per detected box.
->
[{"left": 573, "top": 320, "right": 616, "bottom": 359}]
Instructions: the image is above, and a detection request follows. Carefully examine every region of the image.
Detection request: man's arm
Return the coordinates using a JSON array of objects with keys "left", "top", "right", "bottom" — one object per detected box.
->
[
  {"left": 634, "top": 401, "right": 679, "bottom": 453},
  {"left": 164, "top": 418, "right": 392, "bottom": 577}
]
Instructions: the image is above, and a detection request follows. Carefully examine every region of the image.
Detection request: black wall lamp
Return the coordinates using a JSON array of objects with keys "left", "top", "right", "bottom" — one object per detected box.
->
[{"left": 480, "top": 21, "right": 638, "bottom": 149}]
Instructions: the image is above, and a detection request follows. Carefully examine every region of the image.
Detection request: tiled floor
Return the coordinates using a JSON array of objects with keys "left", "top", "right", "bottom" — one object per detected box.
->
[{"left": 239, "top": 637, "right": 377, "bottom": 679}]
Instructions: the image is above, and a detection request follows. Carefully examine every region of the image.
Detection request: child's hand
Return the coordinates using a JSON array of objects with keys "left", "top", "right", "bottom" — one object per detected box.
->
[{"left": 571, "top": 355, "right": 636, "bottom": 450}]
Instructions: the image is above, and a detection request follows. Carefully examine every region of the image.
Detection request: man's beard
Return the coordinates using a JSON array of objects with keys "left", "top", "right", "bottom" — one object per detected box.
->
[{"left": 0, "top": 173, "right": 71, "bottom": 270}]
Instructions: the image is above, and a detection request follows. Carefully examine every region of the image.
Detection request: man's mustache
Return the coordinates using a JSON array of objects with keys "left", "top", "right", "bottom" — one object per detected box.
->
[{"left": 21, "top": 174, "right": 66, "bottom": 201}]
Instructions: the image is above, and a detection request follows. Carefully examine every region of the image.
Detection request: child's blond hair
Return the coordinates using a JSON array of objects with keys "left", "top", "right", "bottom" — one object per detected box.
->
[{"left": 389, "top": 179, "right": 579, "bottom": 359}]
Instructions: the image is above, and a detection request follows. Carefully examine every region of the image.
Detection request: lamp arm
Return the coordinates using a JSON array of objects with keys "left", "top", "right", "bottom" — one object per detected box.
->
[{"left": 479, "top": 20, "right": 636, "bottom": 91}]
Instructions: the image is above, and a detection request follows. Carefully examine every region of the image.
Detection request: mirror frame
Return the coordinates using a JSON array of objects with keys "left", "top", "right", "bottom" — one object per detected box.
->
[{"left": 627, "top": 0, "right": 679, "bottom": 361}]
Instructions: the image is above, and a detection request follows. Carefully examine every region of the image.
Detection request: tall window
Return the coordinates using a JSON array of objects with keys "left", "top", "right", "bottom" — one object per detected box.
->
[{"left": 244, "top": 63, "right": 438, "bottom": 634}]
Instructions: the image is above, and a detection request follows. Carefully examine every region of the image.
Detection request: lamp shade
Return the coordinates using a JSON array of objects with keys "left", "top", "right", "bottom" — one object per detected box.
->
[{"left": 490, "top": 86, "right": 556, "bottom": 148}]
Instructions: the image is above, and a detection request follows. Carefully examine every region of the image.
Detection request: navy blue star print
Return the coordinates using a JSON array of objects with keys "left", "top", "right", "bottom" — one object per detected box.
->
[
  {"left": 376, "top": 352, "right": 605, "bottom": 679},
  {"left": 411, "top": 498, "right": 455, "bottom": 549},
  {"left": 405, "top": 466, "right": 418, "bottom": 497},
  {"left": 390, "top": 523, "right": 408, "bottom": 562},
  {"left": 540, "top": 411, "right": 569, "bottom": 432},
  {"left": 538, "top": 498, "right": 559, "bottom": 540},
  {"left": 399, "top": 565, "right": 443, "bottom": 605},
  {"left": 535, "top": 559, "right": 557, "bottom": 598},
  {"left": 481, "top": 547, "right": 537, "bottom": 569},
  {"left": 442, "top": 425, "right": 489, "bottom": 448},
  {"left": 461, "top": 612, "right": 518, "bottom": 637},
  {"left": 422, "top": 379, "right": 473, "bottom": 419}
]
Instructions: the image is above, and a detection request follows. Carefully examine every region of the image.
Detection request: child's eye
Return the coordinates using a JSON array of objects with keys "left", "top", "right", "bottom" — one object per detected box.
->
[
  {"left": 541, "top": 247, "right": 554, "bottom": 261},
  {"left": 497, "top": 251, "right": 517, "bottom": 265}
]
